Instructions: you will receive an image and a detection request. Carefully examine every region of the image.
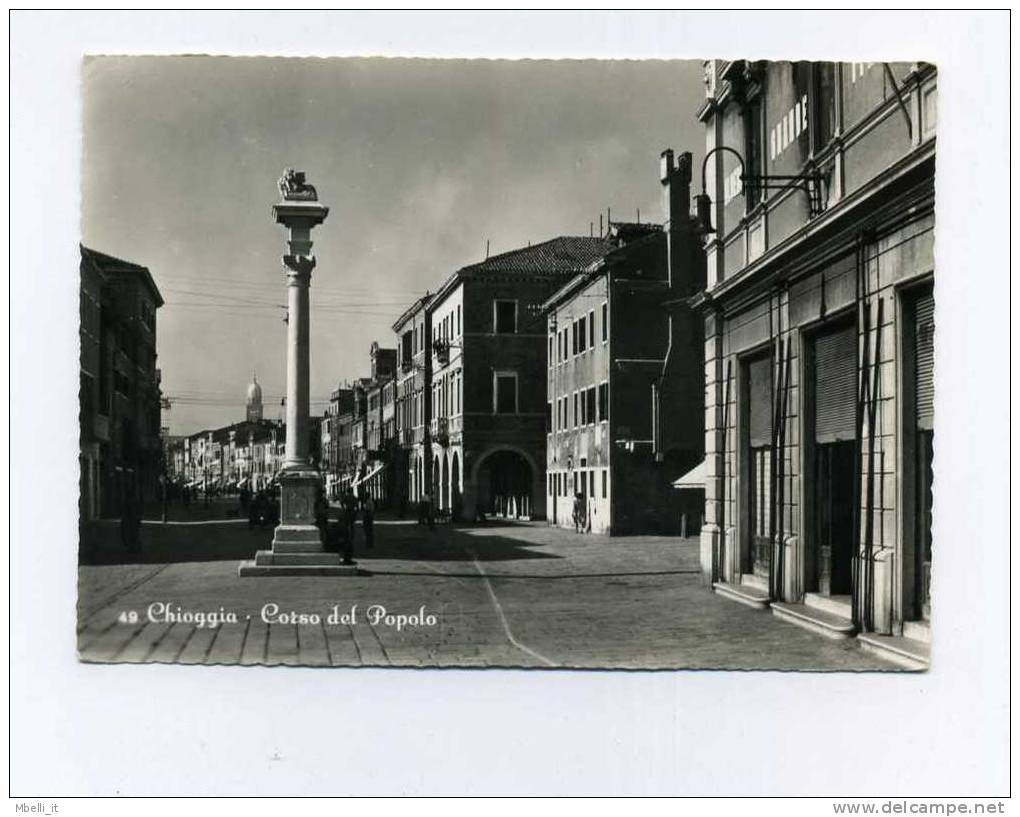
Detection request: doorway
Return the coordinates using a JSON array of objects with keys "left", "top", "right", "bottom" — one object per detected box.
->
[
  {"left": 810, "top": 319, "right": 858, "bottom": 598},
  {"left": 910, "top": 287, "right": 935, "bottom": 620},
  {"left": 745, "top": 354, "right": 773, "bottom": 579},
  {"left": 815, "top": 440, "right": 856, "bottom": 594}
]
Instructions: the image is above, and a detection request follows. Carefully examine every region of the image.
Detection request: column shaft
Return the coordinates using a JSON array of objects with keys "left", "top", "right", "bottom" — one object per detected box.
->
[{"left": 285, "top": 273, "right": 310, "bottom": 467}]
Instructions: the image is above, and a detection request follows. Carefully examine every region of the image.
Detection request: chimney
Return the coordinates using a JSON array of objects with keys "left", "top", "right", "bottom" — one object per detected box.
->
[{"left": 660, "top": 149, "right": 693, "bottom": 289}]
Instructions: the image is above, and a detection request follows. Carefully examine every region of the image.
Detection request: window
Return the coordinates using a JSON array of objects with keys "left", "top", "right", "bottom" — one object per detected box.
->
[
  {"left": 598, "top": 382, "right": 608, "bottom": 422},
  {"left": 573, "top": 392, "right": 579, "bottom": 427},
  {"left": 743, "top": 97, "right": 763, "bottom": 211},
  {"left": 401, "top": 331, "right": 413, "bottom": 367},
  {"left": 578, "top": 316, "right": 587, "bottom": 353},
  {"left": 588, "top": 310, "right": 595, "bottom": 348},
  {"left": 494, "top": 300, "right": 517, "bottom": 334},
  {"left": 602, "top": 470, "right": 607, "bottom": 499},
  {"left": 571, "top": 321, "right": 578, "bottom": 356},
  {"left": 586, "top": 387, "right": 596, "bottom": 425},
  {"left": 457, "top": 305, "right": 461, "bottom": 337},
  {"left": 602, "top": 302, "right": 608, "bottom": 342},
  {"left": 548, "top": 336, "right": 554, "bottom": 367},
  {"left": 494, "top": 373, "right": 517, "bottom": 414},
  {"left": 546, "top": 401, "right": 552, "bottom": 433}
]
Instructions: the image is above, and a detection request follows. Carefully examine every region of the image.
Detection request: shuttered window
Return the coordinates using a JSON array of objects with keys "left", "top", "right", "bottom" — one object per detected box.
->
[
  {"left": 747, "top": 355, "right": 772, "bottom": 447},
  {"left": 814, "top": 323, "right": 857, "bottom": 443},
  {"left": 914, "top": 292, "right": 935, "bottom": 431}
]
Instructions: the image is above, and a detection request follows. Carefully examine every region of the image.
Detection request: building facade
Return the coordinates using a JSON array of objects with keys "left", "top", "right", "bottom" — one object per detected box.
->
[
  {"left": 426, "top": 236, "right": 614, "bottom": 522},
  {"left": 322, "top": 384, "right": 355, "bottom": 498},
  {"left": 543, "top": 152, "right": 706, "bottom": 535},
  {"left": 695, "top": 60, "right": 936, "bottom": 657},
  {"left": 179, "top": 420, "right": 289, "bottom": 493},
  {"left": 79, "top": 245, "right": 164, "bottom": 521},
  {"left": 393, "top": 296, "right": 433, "bottom": 509},
  {"left": 359, "top": 344, "right": 398, "bottom": 504}
]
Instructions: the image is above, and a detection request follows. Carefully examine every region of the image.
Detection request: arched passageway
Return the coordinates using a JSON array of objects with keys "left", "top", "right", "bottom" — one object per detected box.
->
[
  {"left": 451, "top": 452, "right": 462, "bottom": 519},
  {"left": 476, "top": 449, "right": 534, "bottom": 520},
  {"left": 441, "top": 454, "right": 450, "bottom": 511}
]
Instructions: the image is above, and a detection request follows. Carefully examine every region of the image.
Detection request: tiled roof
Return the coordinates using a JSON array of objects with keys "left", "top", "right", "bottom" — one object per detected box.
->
[
  {"left": 608, "top": 221, "right": 663, "bottom": 243},
  {"left": 461, "top": 236, "right": 615, "bottom": 276},
  {"left": 80, "top": 244, "right": 164, "bottom": 307},
  {"left": 81, "top": 245, "right": 149, "bottom": 275}
]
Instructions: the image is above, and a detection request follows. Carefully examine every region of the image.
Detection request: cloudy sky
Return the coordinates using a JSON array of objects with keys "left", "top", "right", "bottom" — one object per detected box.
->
[{"left": 81, "top": 56, "right": 704, "bottom": 435}]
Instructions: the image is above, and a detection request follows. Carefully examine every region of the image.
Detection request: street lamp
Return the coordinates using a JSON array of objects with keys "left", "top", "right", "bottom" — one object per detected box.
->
[{"left": 693, "top": 145, "right": 826, "bottom": 235}]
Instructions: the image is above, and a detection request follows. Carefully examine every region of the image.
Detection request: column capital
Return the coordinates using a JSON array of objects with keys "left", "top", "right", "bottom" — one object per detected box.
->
[{"left": 283, "top": 254, "right": 316, "bottom": 278}]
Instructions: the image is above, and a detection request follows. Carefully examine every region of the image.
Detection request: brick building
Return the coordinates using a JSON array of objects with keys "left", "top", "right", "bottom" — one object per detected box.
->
[
  {"left": 695, "top": 60, "right": 936, "bottom": 665},
  {"left": 426, "top": 236, "right": 613, "bottom": 521},
  {"left": 79, "top": 245, "right": 164, "bottom": 521},
  {"left": 542, "top": 151, "right": 706, "bottom": 535}
]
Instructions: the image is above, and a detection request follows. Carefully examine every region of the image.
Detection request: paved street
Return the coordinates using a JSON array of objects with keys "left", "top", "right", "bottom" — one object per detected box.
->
[{"left": 78, "top": 500, "right": 896, "bottom": 670}]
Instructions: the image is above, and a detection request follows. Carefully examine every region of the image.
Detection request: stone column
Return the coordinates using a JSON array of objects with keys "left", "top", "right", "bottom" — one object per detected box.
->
[{"left": 239, "top": 169, "right": 356, "bottom": 576}]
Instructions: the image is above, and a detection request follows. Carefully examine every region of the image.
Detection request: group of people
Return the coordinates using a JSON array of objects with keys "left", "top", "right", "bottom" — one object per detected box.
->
[
  {"left": 242, "top": 486, "right": 280, "bottom": 529},
  {"left": 317, "top": 488, "right": 376, "bottom": 565}
]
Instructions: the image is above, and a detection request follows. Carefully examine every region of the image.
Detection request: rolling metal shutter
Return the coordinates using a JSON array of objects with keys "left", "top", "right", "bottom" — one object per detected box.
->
[
  {"left": 914, "top": 292, "right": 935, "bottom": 431},
  {"left": 748, "top": 355, "right": 772, "bottom": 448},
  {"left": 814, "top": 323, "right": 857, "bottom": 443}
]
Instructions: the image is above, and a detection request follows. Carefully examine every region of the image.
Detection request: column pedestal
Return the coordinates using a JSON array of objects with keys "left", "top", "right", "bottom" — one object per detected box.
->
[{"left": 239, "top": 470, "right": 359, "bottom": 576}]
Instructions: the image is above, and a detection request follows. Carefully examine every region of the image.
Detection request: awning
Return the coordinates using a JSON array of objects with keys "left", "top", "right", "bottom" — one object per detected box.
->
[
  {"left": 672, "top": 459, "right": 707, "bottom": 490},
  {"left": 352, "top": 462, "right": 385, "bottom": 488}
]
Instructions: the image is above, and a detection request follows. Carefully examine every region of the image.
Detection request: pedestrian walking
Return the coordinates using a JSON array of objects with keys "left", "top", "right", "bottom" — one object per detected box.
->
[
  {"left": 314, "top": 486, "right": 329, "bottom": 538},
  {"left": 572, "top": 492, "right": 585, "bottom": 534},
  {"left": 423, "top": 491, "right": 435, "bottom": 530},
  {"left": 341, "top": 489, "right": 358, "bottom": 549},
  {"left": 362, "top": 494, "right": 376, "bottom": 549}
]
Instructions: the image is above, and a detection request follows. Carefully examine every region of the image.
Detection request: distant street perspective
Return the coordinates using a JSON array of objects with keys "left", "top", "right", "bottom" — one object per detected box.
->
[{"left": 78, "top": 497, "right": 895, "bottom": 670}]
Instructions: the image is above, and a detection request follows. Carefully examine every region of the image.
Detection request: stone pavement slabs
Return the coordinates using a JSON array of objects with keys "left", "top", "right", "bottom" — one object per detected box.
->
[
  {"left": 177, "top": 626, "right": 218, "bottom": 665},
  {"left": 80, "top": 616, "right": 149, "bottom": 663},
  {"left": 323, "top": 624, "right": 361, "bottom": 666},
  {"left": 297, "top": 622, "right": 331, "bottom": 667},
  {"left": 266, "top": 623, "right": 300, "bottom": 667},
  {"left": 349, "top": 623, "right": 390, "bottom": 666},
  {"left": 240, "top": 618, "right": 269, "bottom": 665},
  {"left": 117, "top": 621, "right": 175, "bottom": 663},
  {"left": 148, "top": 622, "right": 197, "bottom": 663},
  {"left": 75, "top": 514, "right": 899, "bottom": 671},
  {"left": 204, "top": 621, "right": 247, "bottom": 665}
]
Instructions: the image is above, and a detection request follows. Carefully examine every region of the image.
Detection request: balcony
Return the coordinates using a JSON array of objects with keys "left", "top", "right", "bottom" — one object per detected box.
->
[{"left": 432, "top": 417, "right": 450, "bottom": 447}]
